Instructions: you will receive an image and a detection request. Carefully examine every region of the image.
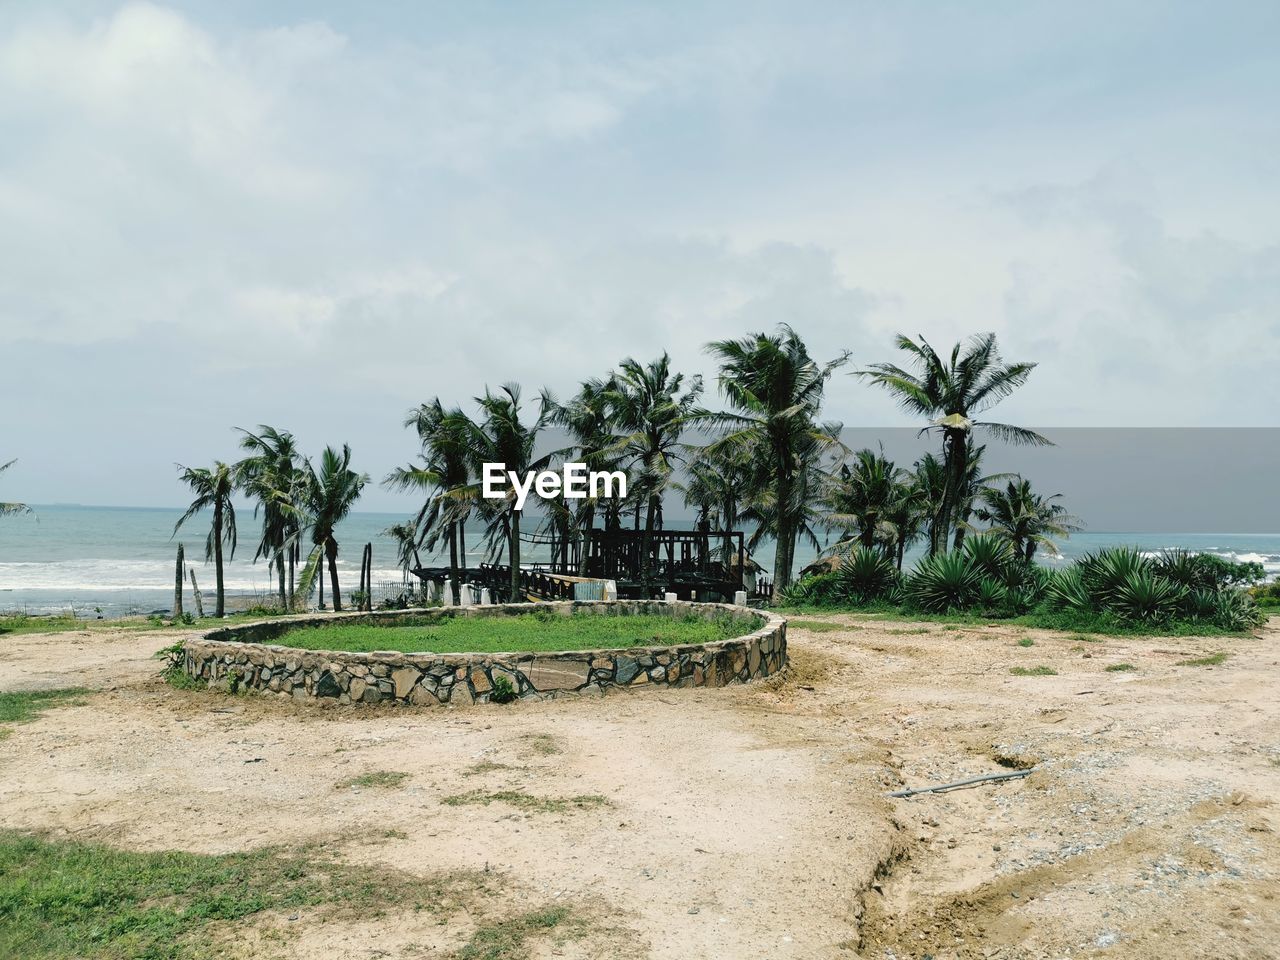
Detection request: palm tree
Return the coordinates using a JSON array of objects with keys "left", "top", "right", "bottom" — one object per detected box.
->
[
  {"left": 948, "top": 444, "right": 1015, "bottom": 552},
  {"left": 547, "top": 378, "right": 618, "bottom": 576},
  {"left": 881, "top": 472, "right": 929, "bottom": 571},
  {"left": 174, "top": 461, "right": 238, "bottom": 618},
  {"left": 299, "top": 445, "right": 368, "bottom": 611},
  {"left": 678, "top": 443, "right": 753, "bottom": 569},
  {"left": 383, "top": 520, "right": 422, "bottom": 579},
  {"left": 603, "top": 355, "right": 703, "bottom": 585},
  {"left": 974, "top": 477, "right": 1082, "bottom": 563},
  {"left": 703, "top": 325, "right": 849, "bottom": 592},
  {"left": 236, "top": 426, "right": 305, "bottom": 610},
  {"left": 460, "top": 384, "right": 552, "bottom": 602},
  {"left": 0, "top": 459, "right": 32, "bottom": 521},
  {"left": 386, "top": 400, "right": 474, "bottom": 603},
  {"left": 824, "top": 448, "right": 908, "bottom": 552},
  {"left": 859, "top": 333, "right": 1048, "bottom": 553}
]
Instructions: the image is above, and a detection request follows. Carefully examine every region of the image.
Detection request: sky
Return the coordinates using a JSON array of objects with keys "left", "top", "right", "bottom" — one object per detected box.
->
[{"left": 1, "top": 1, "right": 1277, "bottom": 511}]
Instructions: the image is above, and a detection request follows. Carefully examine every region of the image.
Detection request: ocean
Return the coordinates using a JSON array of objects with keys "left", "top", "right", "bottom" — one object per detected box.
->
[{"left": 1, "top": 504, "right": 1277, "bottom": 617}]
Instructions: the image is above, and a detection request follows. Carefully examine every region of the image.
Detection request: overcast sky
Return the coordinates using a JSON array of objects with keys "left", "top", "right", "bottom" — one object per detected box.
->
[{"left": 2, "top": 1, "right": 1277, "bottom": 511}]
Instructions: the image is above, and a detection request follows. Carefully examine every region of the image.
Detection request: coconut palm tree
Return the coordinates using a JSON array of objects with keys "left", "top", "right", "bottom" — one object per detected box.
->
[
  {"left": 974, "top": 477, "right": 1082, "bottom": 563},
  {"left": 881, "top": 472, "right": 929, "bottom": 571},
  {"left": 386, "top": 399, "right": 474, "bottom": 603},
  {"left": 703, "top": 325, "right": 849, "bottom": 592},
  {"left": 547, "top": 377, "right": 619, "bottom": 576},
  {"left": 298, "top": 445, "right": 368, "bottom": 611},
  {"left": 0, "top": 459, "right": 32, "bottom": 521},
  {"left": 678, "top": 443, "right": 753, "bottom": 569},
  {"left": 859, "top": 333, "right": 1048, "bottom": 553},
  {"left": 459, "top": 384, "right": 553, "bottom": 602},
  {"left": 174, "top": 461, "right": 238, "bottom": 618},
  {"left": 603, "top": 355, "right": 703, "bottom": 585},
  {"left": 824, "top": 447, "right": 908, "bottom": 553},
  {"left": 382, "top": 520, "right": 422, "bottom": 579},
  {"left": 236, "top": 426, "right": 305, "bottom": 610}
]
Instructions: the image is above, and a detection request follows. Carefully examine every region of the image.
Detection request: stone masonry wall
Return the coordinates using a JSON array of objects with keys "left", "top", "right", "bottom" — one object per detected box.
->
[{"left": 179, "top": 601, "right": 786, "bottom": 707}]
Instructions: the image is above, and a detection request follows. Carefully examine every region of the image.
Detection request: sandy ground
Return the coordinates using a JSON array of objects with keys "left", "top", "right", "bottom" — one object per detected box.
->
[{"left": 1, "top": 614, "right": 1277, "bottom": 959}]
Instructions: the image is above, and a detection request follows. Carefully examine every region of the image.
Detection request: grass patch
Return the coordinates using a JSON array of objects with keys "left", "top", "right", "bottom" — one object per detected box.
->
[
  {"left": 162, "top": 666, "right": 204, "bottom": 692},
  {"left": 0, "top": 830, "right": 487, "bottom": 959},
  {"left": 1177, "top": 652, "right": 1228, "bottom": 667},
  {"left": 1010, "top": 665, "right": 1058, "bottom": 676},
  {"left": 522, "top": 734, "right": 561, "bottom": 756},
  {"left": 785, "top": 619, "right": 852, "bottom": 633},
  {"left": 1017, "top": 637, "right": 1035, "bottom": 647},
  {"left": 462, "top": 761, "right": 512, "bottom": 777},
  {"left": 454, "top": 905, "right": 578, "bottom": 960},
  {"left": 887, "top": 627, "right": 931, "bottom": 635},
  {"left": 1105, "top": 662, "right": 1137, "bottom": 672},
  {"left": 0, "top": 689, "right": 89, "bottom": 737},
  {"left": 441, "top": 790, "right": 611, "bottom": 814},
  {"left": 0, "top": 614, "right": 88, "bottom": 637},
  {"left": 273, "top": 609, "right": 754, "bottom": 655},
  {"left": 336, "top": 770, "right": 409, "bottom": 790}
]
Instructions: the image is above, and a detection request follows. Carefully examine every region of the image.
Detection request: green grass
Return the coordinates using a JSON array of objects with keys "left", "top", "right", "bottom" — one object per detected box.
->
[
  {"left": 441, "top": 790, "right": 611, "bottom": 814},
  {"left": 454, "top": 905, "right": 577, "bottom": 960},
  {"left": 1017, "top": 637, "right": 1035, "bottom": 647},
  {"left": 272, "top": 609, "right": 754, "bottom": 654},
  {"left": 1105, "top": 663, "right": 1137, "bottom": 672},
  {"left": 0, "top": 689, "right": 89, "bottom": 738},
  {"left": 0, "top": 830, "right": 486, "bottom": 959},
  {"left": 1177, "top": 652, "right": 1228, "bottom": 667},
  {"left": 1009, "top": 665, "right": 1057, "bottom": 676},
  {"left": 335, "top": 770, "right": 409, "bottom": 790},
  {"left": 786, "top": 619, "right": 855, "bottom": 633}
]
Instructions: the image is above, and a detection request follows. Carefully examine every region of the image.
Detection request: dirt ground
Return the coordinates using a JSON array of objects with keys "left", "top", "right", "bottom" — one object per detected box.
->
[{"left": 1, "top": 613, "right": 1277, "bottom": 959}]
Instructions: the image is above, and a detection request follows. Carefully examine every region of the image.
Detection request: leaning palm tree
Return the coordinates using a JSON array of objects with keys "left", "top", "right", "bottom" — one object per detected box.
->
[
  {"left": 383, "top": 520, "right": 422, "bottom": 579},
  {"left": 703, "top": 325, "right": 849, "bottom": 592},
  {"left": 974, "top": 477, "right": 1082, "bottom": 563},
  {"left": 174, "top": 461, "right": 238, "bottom": 617},
  {"left": 236, "top": 425, "right": 305, "bottom": 610},
  {"left": 603, "top": 355, "right": 703, "bottom": 585},
  {"left": 459, "top": 384, "right": 553, "bottom": 602},
  {"left": 859, "top": 333, "right": 1048, "bottom": 553},
  {"left": 0, "top": 459, "right": 33, "bottom": 521},
  {"left": 298, "top": 445, "right": 368, "bottom": 611}
]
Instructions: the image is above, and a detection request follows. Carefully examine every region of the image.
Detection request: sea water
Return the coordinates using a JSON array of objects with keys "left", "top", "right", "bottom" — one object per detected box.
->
[{"left": 1, "top": 504, "right": 1277, "bottom": 617}]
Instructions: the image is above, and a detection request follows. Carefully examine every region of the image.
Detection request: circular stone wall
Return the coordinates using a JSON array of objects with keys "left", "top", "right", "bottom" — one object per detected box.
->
[{"left": 178, "top": 600, "right": 787, "bottom": 707}]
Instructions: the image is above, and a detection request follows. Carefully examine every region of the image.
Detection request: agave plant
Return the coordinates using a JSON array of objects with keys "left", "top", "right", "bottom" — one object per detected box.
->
[
  {"left": 962, "top": 534, "right": 1014, "bottom": 583},
  {"left": 1078, "top": 547, "right": 1152, "bottom": 608},
  {"left": 1045, "top": 567, "right": 1093, "bottom": 612},
  {"left": 1109, "top": 569, "right": 1185, "bottom": 624},
  {"left": 833, "top": 547, "right": 900, "bottom": 604},
  {"left": 1212, "top": 590, "right": 1266, "bottom": 631},
  {"left": 1182, "top": 586, "right": 1220, "bottom": 621},
  {"left": 906, "top": 551, "right": 983, "bottom": 612},
  {"left": 975, "top": 576, "right": 1008, "bottom": 611}
]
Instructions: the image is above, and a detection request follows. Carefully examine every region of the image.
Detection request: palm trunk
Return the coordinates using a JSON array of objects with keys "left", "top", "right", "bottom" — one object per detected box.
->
[
  {"left": 213, "top": 502, "right": 225, "bottom": 618},
  {"left": 327, "top": 539, "right": 342, "bottom": 612},
  {"left": 276, "top": 551, "right": 287, "bottom": 609},
  {"left": 288, "top": 543, "right": 296, "bottom": 610},
  {"left": 458, "top": 518, "right": 468, "bottom": 574},
  {"left": 448, "top": 524, "right": 460, "bottom": 604},
  {"left": 640, "top": 493, "right": 658, "bottom": 586},
  {"left": 577, "top": 504, "right": 595, "bottom": 577},
  {"left": 939, "top": 429, "right": 968, "bottom": 553},
  {"left": 509, "top": 510, "right": 522, "bottom": 601},
  {"left": 173, "top": 544, "right": 184, "bottom": 619}
]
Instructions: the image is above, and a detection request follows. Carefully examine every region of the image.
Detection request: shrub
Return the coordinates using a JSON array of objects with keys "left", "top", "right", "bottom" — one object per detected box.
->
[
  {"left": 1107, "top": 569, "right": 1183, "bottom": 624},
  {"left": 906, "top": 552, "right": 982, "bottom": 612},
  {"left": 778, "top": 571, "right": 841, "bottom": 607},
  {"left": 962, "top": 534, "right": 1013, "bottom": 582},
  {"left": 1045, "top": 568, "right": 1092, "bottom": 612},
  {"left": 975, "top": 577, "right": 1008, "bottom": 613},
  {"left": 489, "top": 675, "right": 517, "bottom": 704},
  {"left": 1078, "top": 547, "right": 1151, "bottom": 608},
  {"left": 832, "top": 548, "right": 900, "bottom": 604}
]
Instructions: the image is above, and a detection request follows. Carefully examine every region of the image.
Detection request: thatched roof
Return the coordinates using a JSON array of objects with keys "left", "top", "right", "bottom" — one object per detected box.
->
[{"left": 798, "top": 554, "right": 843, "bottom": 579}]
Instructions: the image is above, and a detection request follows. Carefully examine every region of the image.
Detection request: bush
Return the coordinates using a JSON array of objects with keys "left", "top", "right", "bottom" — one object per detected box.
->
[
  {"left": 906, "top": 552, "right": 983, "bottom": 612},
  {"left": 833, "top": 548, "right": 900, "bottom": 604},
  {"left": 1109, "top": 569, "right": 1185, "bottom": 624}
]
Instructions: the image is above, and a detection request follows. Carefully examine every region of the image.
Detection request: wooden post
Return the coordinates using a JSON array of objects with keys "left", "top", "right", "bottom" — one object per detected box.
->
[
  {"left": 189, "top": 569, "right": 204, "bottom": 619},
  {"left": 173, "top": 544, "right": 185, "bottom": 619},
  {"left": 365, "top": 542, "right": 374, "bottom": 610}
]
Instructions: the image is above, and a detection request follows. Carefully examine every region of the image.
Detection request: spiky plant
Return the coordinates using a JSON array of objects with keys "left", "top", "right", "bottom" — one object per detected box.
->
[
  {"left": 1045, "top": 567, "right": 1092, "bottom": 612},
  {"left": 975, "top": 576, "right": 1008, "bottom": 612},
  {"left": 1078, "top": 547, "right": 1151, "bottom": 608},
  {"left": 1109, "top": 569, "right": 1185, "bottom": 624},
  {"left": 1212, "top": 590, "right": 1265, "bottom": 631},
  {"left": 833, "top": 546, "right": 900, "bottom": 604},
  {"left": 961, "top": 533, "right": 1013, "bottom": 583},
  {"left": 906, "top": 551, "right": 983, "bottom": 612}
]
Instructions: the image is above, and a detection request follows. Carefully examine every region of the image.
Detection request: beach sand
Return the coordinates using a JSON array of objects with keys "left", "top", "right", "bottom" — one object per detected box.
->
[{"left": 1, "top": 615, "right": 1277, "bottom": 958}]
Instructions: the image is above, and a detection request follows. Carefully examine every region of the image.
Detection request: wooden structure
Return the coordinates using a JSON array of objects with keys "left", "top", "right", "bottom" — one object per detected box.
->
[{"left": 412, "top": 528, "right": 766, "bottom": 603}]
